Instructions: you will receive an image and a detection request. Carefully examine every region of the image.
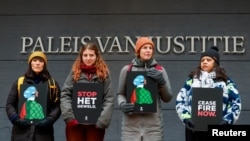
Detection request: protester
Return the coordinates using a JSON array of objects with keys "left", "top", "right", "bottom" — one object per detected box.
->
[
  {"left": 117, "top": 37, "right": 173, "bottom": 141},
  {"left": 60, "top": 42, "right": 114, "bottom": 141},
  {"left": 176, "top": 46, "right": 242, "bottom": 141},
  {"left": 6, "top": 51, "right": 61, "bottom": 141}
]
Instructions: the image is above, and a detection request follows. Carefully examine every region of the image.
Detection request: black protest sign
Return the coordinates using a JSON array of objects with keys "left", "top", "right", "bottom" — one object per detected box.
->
[
  {"left": 72, "top": 83, "right": 103, "bottom": 124},
  {"left": 192, "top": 88, "right": 223, "bottom": 131},
  {"left": 126, "top": 71, "right": 157, "bottom": 113},
  {"left": 19, "top": 83, "right": 48, "bottom": 124}
]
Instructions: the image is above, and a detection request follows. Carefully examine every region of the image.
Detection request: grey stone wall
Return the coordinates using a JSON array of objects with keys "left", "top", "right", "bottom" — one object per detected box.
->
[{"left": 1, "top": 0, "right": 250, "bottom": 141}]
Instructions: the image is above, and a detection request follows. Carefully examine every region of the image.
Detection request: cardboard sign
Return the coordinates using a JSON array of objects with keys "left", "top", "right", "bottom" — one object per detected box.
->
[
  {"left": 19, "top": 83, "right": 48, "bottom": 124},
  {"left": 72, "top": 83, "right": 103, "bottom": 124},
  {"left": 126, "top": 71, "right": 157, "bottom": 113},
  {"left": 191, "top": 88, "right": 223, "bottom": 131}
]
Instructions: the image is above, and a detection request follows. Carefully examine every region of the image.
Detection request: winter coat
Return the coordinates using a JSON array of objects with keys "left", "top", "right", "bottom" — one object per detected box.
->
[
  {"left": 6, "top": 77, "right": 61, "bottom": 141},
  {"left": 117, "top": 58, "right": 172, "bottom": 141},
  {"left": 60, "top": 70, "right": 114, "bottom": 129},
  {"left": 176, "top": 72, "right": 241, "bottom": 125}
]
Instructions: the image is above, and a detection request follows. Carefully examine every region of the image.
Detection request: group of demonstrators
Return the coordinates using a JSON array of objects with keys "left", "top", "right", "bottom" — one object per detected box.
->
[{"left": 6, "top": 37, "right": 241, "bottom": 141}]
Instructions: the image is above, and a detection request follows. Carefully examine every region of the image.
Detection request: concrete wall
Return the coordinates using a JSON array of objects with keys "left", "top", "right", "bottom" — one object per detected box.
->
[{"left": 1, "top": 0, "right": 250, "bottom": 141}]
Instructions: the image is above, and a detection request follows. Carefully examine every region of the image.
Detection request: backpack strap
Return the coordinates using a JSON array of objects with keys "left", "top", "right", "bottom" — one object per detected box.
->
[
  {"left": 48, "top": 78, "right": 58, "bottom": 102},
  {"left": 155, "top": 64, "right": 163, "bottom": 70},
  {"left": 48, "top": 78, "right": 59, "bottom": 102},
  {"left": 127, "top": 63, "right": 133, "bottom": 71},
  {"left": 17, "top": 76, "right": 25, "bottom": 97},
  {"left": 17, "top": 76, "right": 58, "bottom": 102}
]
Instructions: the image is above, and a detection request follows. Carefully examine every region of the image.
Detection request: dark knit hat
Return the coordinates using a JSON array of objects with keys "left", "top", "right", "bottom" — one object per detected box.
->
[
  {"left": 200, "top": 46, "right": 220, "bottom": 65},
  {"left": 135, "top": 37, "right": 155, "bottom": 55},
  {"left": 28, "top": 51, "right": 47, "bottom": 65}
]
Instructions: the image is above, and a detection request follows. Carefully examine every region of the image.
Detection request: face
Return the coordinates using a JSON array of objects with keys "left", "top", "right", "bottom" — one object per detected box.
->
[
  {"left": 82, "top": 49, "right": 97, "bottom": 66},
  {"left": 139, "top": 44, "right": 153, "bottom": 61},
  {"left": 200, "top": 56, "right": 215, "bottom": 72},
  {"left": 31, "top": 57, "right": 45, "bottom": 74}
]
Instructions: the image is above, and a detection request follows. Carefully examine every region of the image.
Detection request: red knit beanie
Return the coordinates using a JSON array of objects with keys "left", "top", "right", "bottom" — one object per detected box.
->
[{"left": 135, "top": 37, "right": 155, "bottom": 55}]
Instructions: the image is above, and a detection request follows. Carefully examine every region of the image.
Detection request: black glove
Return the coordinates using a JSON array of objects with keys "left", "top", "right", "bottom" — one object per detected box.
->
[
  {"left": 147, "top": 68, "right": 166, "bottom": 86},
  {"left": 219, "top": 120, "right": 228, "bottom": 125},
  {"left": 184, "top": 118, "right": 194, "bottom": 129},
  {"left": 120, "top": 102, "right": 134, "bottom": 113},
  {"left": 14, "top": 118, "right": 31, "bottom": 128},
  {"left": 36, "top": 117, "right": 53, "bottom": 127}
]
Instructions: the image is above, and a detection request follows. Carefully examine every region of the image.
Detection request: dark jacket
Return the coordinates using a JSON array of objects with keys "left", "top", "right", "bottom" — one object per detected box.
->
[{"left": 6, "top": 77, "right": 61, "bottom": 141}]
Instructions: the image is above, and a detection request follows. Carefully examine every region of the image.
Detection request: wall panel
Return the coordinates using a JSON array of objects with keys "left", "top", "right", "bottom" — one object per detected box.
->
[{"left": 1, "top": 1, "right": 249, "bottom": 141}]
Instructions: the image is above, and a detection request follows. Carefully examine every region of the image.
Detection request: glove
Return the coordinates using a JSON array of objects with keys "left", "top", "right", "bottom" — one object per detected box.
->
[
  {"left": 96, "top": 121, "right": 104, "bottom": 129},
  {"left": 219, "top": 120, "right": 228, "bottom": 125},
  {"left": 120, "top": 102, "right": 134, "bottom": 113},
  {"left": 14, "top": 118, "right": 31, "bottom": 128},
  {"left": 10, "top": 114, "right": 19, "bottom": 124},
  {"left": 10, "top": 114, "right": 31, "bottom": 128},
  {"left": 67, "top": 119, "right": 78, "bottom": 127},
  {"left": 184, "top": 118, "right": 194, "bottom": 129},
  {"left": 147, "top": 68, "right": 166, "bottom": 86},
  {"left": 36, "top": 117, "right": 53, "bottom": 127}
]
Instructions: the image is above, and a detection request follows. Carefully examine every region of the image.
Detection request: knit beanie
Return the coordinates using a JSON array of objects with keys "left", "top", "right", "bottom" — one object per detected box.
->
[
  {"left": 200, "top": 46, "right": 220, "bottom": 65},
  {"left": 135, "top": 37, "right": 155, "bottom": 55},
  {"left": 28, "top": 51, "right": 47, "bottom": 65}
]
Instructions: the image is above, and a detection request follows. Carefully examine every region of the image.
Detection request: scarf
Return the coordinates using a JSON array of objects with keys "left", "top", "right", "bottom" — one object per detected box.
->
[
  {"left": 80, "top": 64, "right": 97, "bottom": 74},
  {"left": 80, "top": 64, "right": 97, "bottom": 80},
  {"left": 192, "top": 71, "right": 216, "bottom": 88}
]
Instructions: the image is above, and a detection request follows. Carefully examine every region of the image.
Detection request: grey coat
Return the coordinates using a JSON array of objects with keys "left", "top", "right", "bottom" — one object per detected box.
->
[
  {"left": 60, "top": 70, "right": 114, "bottom": 128},
  {"left": 117, "top": 58, "right": 173, "bottom": 141}
]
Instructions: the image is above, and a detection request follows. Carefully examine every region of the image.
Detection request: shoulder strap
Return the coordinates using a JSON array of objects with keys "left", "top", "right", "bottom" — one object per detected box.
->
[
  {"left": 155, "top": 64, "right": 163, "bottom": 70},
  {"left": 17, "top": 76, "right": 58, "bottom": 102},
  {"left": 48, "top": 78, "right": 59, "bottom": 102},
  {"left": 127, "top": 63, "right": 133, "bottom": 71},
  {"left": 17, "top": 76, "right": 25, "bottom": 97}
]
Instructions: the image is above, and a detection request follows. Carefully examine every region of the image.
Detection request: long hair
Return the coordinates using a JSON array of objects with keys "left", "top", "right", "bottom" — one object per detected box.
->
[
  {"left": 72, "top": 42, "right": 109, "bottom": 82},
  {"left": 188, "top": 63, "right": 228, "bottom": 83},
  {"left": 24, "top": 57, "right": 51, "bottom": 81}
]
